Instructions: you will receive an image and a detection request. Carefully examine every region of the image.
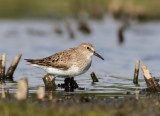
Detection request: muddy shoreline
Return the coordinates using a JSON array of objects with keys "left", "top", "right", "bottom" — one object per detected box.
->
[{"left": 1, "top": 92, "right": 160, "bottom": 116}]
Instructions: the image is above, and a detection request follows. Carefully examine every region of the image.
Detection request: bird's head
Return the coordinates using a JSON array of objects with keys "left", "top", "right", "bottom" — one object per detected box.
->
[{"left": 78, "top": 43, "right": 104, "bottom": 60}]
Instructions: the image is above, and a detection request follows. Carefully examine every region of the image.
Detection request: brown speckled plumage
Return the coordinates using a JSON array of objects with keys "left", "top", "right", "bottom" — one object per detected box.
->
[
  {"left": 25, "top": 48, "right": 76, "bottom": 70},
  {"left": 25, "top": 43, "right": 104, "bottom": 77}
]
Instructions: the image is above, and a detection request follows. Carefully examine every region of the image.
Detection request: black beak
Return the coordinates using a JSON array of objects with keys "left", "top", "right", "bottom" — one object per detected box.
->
[{"left": 94, "top": 52, "right": 104, "bottom": 60}]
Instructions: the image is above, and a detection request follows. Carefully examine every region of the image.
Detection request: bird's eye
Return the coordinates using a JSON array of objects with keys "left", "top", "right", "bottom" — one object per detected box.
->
[{"left": 87, "top": 47, "right": 90, "bottom": 49}]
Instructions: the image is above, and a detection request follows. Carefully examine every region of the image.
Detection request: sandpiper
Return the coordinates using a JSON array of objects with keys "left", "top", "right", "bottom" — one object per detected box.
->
[{"left": 25, "top": 43, "right": 104, "bottom": 78}]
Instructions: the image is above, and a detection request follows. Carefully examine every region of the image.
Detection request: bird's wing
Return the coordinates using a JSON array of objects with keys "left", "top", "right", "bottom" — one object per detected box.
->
[{"left": 25, "top": 48, "right": 76, "bottom": 70}]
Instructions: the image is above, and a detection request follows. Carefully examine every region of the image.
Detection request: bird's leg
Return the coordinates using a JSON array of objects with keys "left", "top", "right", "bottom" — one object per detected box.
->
[
  {"left": 63, "top": 77, "right": 79, "bottom": 92},
  {"left": 64, "top": 78, "right": 72, "bottom": 92},
  {"left": 71, "top": 77, "right": 79, "bottom": 88}
]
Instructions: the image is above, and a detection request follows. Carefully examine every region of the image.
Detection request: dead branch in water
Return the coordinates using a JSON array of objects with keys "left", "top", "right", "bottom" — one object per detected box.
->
[
  {"left": 64, "top": 19, "right": 75, "bottom": 39},
  {"left": 6, "top": 53, "right": 22, "bottom": 81},
  {"left": 90, "top": 72, "right": 99, "bottom": 82},
  {"left": 78, "top": 12, "right": 91, "bottom": 34},
  {"left": 141, "top": 65, "right": 160, "bottom": 92},
  {"left": 133, "top": 60, "right": 140, "bottom": 84},
  {"left": 0, "top": 53, "right": 6, "bottom": 83}
]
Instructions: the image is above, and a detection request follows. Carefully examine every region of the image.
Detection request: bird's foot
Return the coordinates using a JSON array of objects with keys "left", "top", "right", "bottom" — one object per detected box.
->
[
  {"left": 58, "top": 77, "right": 79, "bottom": 92},
  {"left": 64, "top": 77, "right": 79, "bottom": 92}
]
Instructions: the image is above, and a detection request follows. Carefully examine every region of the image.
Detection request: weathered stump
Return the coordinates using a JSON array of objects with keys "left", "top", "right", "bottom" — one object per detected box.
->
[
  {"left": 78, "top": 21, "right": 91, "bottom": 34},
  {"left": 118, "top": 25, "right": 125, "bottom": 45},
  {"left": 16, "top": 78, "right": 28, "bottom": 101},
  {"left": 133, "top": 60, "right": 140, "bottom": 84},
  {"left": 54, "top": 26, "right": 63, "bottom": 35},
  {"left": 78, "top": 11, "right": 91, "bottom": 34},
  {"left": 90, "top": 72, "right": 99, "bottom": 82},
  {"left": 42, "top": 74, "right": 56, "bottom": 91},
  {"left": 64, "top": 19, "right": 75, "bottom": 39},
  {"left": 0, "top": 54, "right": 6, "bottom": 83},
  {"left": 37, "top": 86, "right": 45, "bottom": 101},
  {"left": 141, "top": 66, "right": 160, "bottom": 92},
  {"left": 6, "top": 53, "right": 22, "bottom": 81}
]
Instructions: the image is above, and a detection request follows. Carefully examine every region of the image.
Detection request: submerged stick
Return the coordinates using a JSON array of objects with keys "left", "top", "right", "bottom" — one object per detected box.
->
[
  {"left": 133, "top": 60, "right": 140, "bottom": 84},
  {"left": 118, "top": 25, "right": 125, "bottom": 45},
  {"left": 90, "top": 72, "right": 99, "bottom": 82},
  {"left": 16, "top": 78, "right": 28, "bottom": 101},
  {"left": 0, "top": 54, "right": 6, "bottom": 82},
  {"left": 42, "top": 74, "right": 56, "bottom": 91},
  {"left": 141, "top": 66, "right": 160, "bottom": 92},
  {"left": 6, "top": 53, "right": 22, "bottom": 81}
]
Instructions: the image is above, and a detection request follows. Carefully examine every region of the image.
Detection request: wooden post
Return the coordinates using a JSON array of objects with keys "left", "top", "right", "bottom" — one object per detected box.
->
[
  {"left": 6, "top": 53, "right": 22, "bottom": 81},
  {"left": 54, "top": 27, "right": 63, "bottom": 35},
  {"left": 42, "top": 74, "right": 56, "bottom": 91},
  {"left": 78, "top": 21, "right": 91, "bottom": 34},
  {"left": 118, "top": 25, "right": 125, "bottom": 45},
  {"left": 133, "top": 60, "right": 140, "bottom": 84},
  {"left": 37, "top": 86, "right": 45, "bottom": 101},
  {"left": 141, "top": 65, "right": 160, "bottom": 92},
  {"left": 0, "top": 54, "right": 6, "bottom": 83},
  {"left": 16, "top": 78, "right": 28, "bottom": 101},
  {"left": 64, "top": 19, "right": 75, "bottom": 39},
  {"left": 90, "top": 72, "right": 99, "bottom": 82},
  {"left": 78, "top": 11, "right": 91, "bottom": 34},
  {"left": 141, "top": 66, "right": 153, "bottom": 86}
]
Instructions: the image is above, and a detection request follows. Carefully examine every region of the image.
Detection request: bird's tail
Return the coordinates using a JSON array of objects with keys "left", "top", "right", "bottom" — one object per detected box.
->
[
  {"left": 25, "top": 59, "right": 45, "bottom": 69},
  {"left": 24, "top": 59, "right": 37, "bottom": 64},
  {"left": 24, "top": 58, "right": 45, "bottom": 65}
]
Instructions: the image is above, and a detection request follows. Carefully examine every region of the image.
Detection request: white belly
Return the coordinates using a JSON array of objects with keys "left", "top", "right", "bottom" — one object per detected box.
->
[
  {"left": 30, "top": 62, "right": 91, "bottom": 78},
  {"left": 46, "top": 65, "right": 81, "bottom": 77}
]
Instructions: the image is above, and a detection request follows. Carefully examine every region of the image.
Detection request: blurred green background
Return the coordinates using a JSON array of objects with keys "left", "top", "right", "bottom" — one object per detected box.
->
[{"left": 0, "top": 0, "right": 160, "bottom": 20}]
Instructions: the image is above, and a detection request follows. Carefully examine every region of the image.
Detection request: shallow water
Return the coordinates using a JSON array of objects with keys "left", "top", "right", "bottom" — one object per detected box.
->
[{"left": 0, "top": 16, "right": 160, "bottom": 96}]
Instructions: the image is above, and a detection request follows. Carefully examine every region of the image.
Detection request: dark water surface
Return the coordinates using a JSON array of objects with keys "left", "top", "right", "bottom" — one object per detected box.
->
[{"left": 1, "top": 16, "right": 160, "bottom": 96}]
